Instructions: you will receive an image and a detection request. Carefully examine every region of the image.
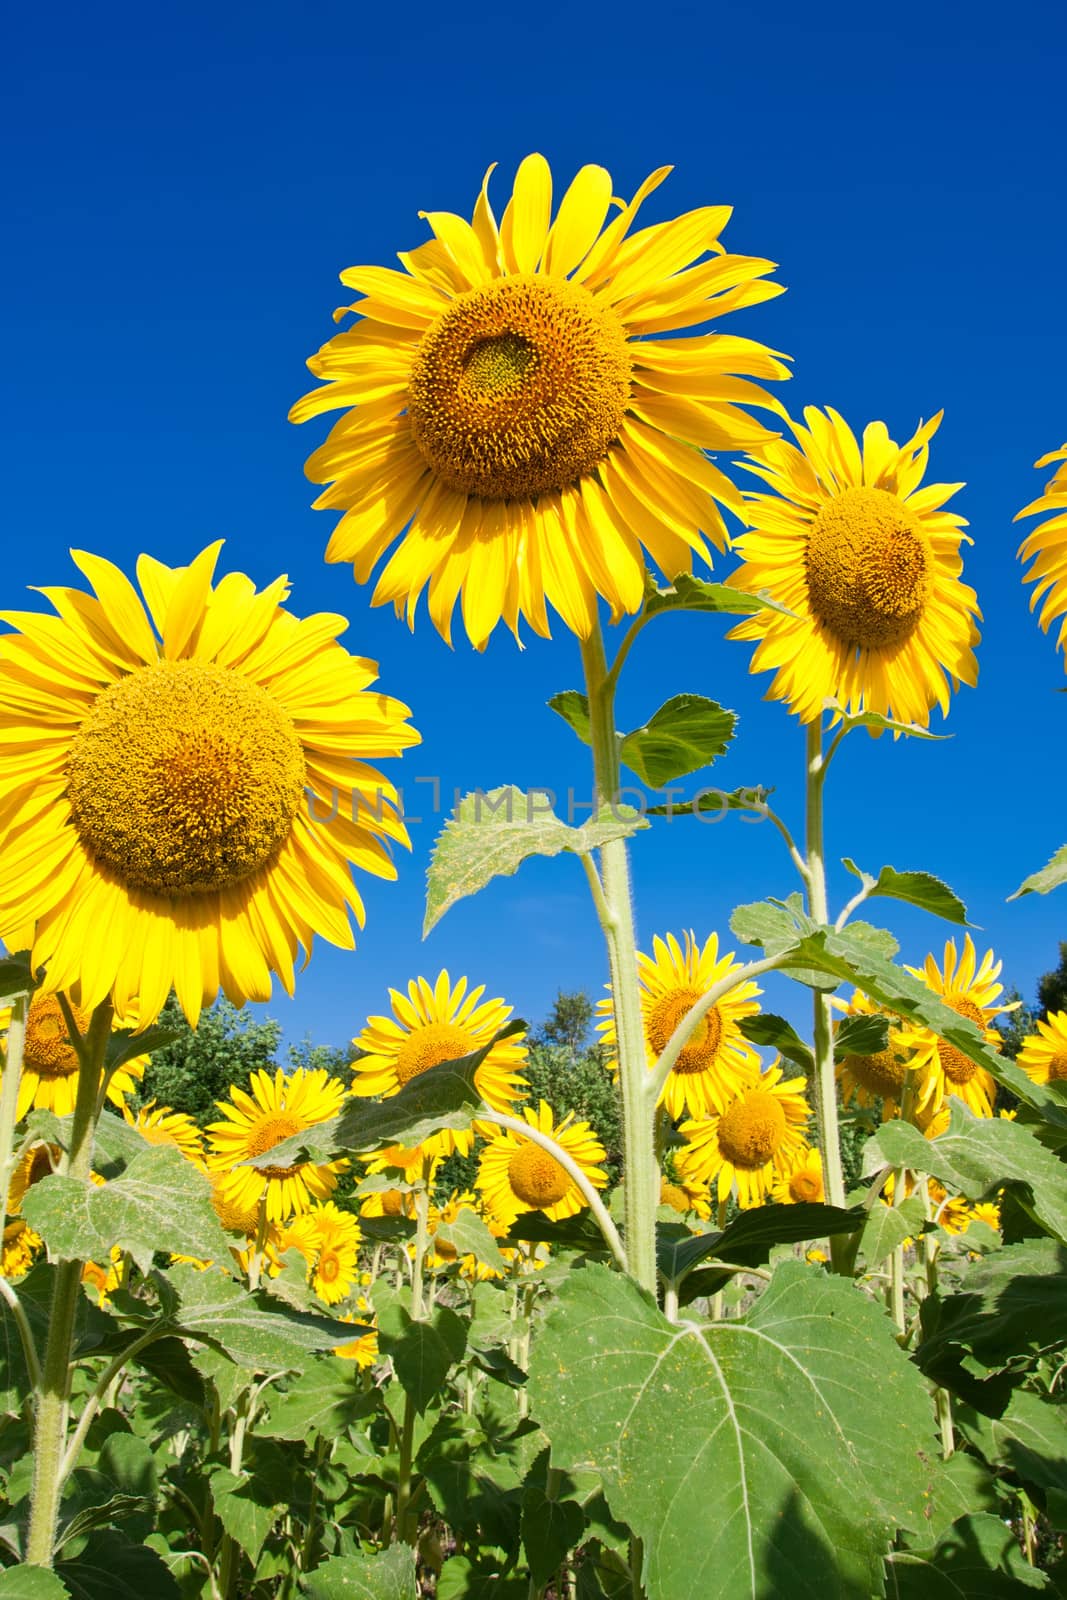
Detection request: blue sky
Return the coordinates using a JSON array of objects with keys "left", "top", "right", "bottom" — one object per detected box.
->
[{"left": 4, "top": 0, "right": 1066, "bottom": 1053}]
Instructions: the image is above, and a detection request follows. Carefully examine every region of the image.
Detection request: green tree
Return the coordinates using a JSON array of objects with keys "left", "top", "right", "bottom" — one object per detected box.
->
[
  {"left": 136, "top": 995, "right": 282, "bottom": 1125},
  {"left": 523, "top": 991, "right": 622, "bottom": 1184},
  {"left": 1037, "top": 940, "right": 1067, "bottom": 1018},
  {"left": 287, "top": 1036, "right": 353, "bottom": 1083}
]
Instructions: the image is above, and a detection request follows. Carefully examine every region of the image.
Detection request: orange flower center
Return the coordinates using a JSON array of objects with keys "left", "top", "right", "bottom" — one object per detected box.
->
[
  {"left": 646, "top": 989, "right": 723, "bottom": 1075},
  {"left": 24, "top": 994, "right": 88, "bottom": 1077},
  {"left": 939, "top": 995, "right": 987, "bottom": 1085},
  {"left": 716, "top": 1090, "right": 786, "bottom": 1169},
  {"left": 659, "top": 1179, "right": 695, "bottom": 1214},
  {"left": 507, "top": 1141, "right": 571, "bottom": 1209},
  {"left": 245, "top": 1112, "right": 302, "bottom": 1179},
  {"left": 408, "top": 275, "right": 631, "bottom": 500},
  {"left": 806, "top": 486, "right": 930, "bottom": 651},
  {"left": 394, "top": 1022, "right": 474, "bottom": 1086},
  {"left": 1048, "top": 1053, "right": 1067, "bottom": 1083},
  {"left": 842, "top": 1043, "right": 910, "bottom": 1100},
  {"left": 788, "top": 1165, "right": 824, "bottom": 1203}
]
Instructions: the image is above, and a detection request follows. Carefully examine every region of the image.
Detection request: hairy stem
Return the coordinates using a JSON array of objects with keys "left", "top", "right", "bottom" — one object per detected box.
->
[
  {"left": 804, "top": 722, "right": 847, "bottom": 1265},
  {"left": 0, "top": 991, "right": 29, "bottom": 1225}
]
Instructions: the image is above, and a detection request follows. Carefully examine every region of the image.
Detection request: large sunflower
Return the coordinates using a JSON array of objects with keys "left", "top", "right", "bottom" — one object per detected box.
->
[
  {"left": 1016, "top": 1010, "right": 1067, "bottom": 1088},
  {"left": 0, "top": 993, "right": 145, "bottom": 1121},
  {"left": 206, "top": 1067, "right": 347, "bottom": 1224},
  {"left": 291, "top": 154, "right": 789, "bottom": 647},
  {"left": 598, "top": 930, "right": 761, "bottom": 1119},
  {"left": 898, "top": 936, "right": 1010, "bottom": 1119},
  {"left": 351, "top": 971, "right": 527, "bottom": 1157},
  {"left": 676, "top": 1060, "right": 810, "bottom": 1209},
  {"left": 0, "top": 544, "right": 418, "bottom": 1025},
  {"left": 727, "top": 407, "right": 980, "bottom": 724},
  {"left": 1016, "top": 445, "right": 1067, "bottom": 657},
  {"left": 476, "top": 1100, "right": 606, "bottom": 1229}
]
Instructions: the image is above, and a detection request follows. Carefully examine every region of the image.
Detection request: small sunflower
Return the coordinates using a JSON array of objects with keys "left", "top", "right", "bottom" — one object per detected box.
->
[
  {"left": 123, "top": 1100, "right": 205, "bottom": 1166},
  {"left": 833, "top": 991, "right": 921, "bottom": 1119},
  {"left": 82, "top": 1245, "right": 124, "bottom": 1305},
  {"left": 0, "top": 544, "right": 418, "bottom": 1024},
  {"left": 1016, "top": 445, "right": 1067, "bottom": 658},
  {"left": 1017, "top": 1010, "right": 1067, "bottom": 1088},
  {"left": 659, "top": 1172, "right": 712, "bottom": 1220},
  {"left": 899, "top": 936, "right": 1011, "bottom": 1119},
  {"left": 598, "top": 931, "right": 762, "bottom": 1119},
  {"left": 206, "top": 1068, "right": 347, "bottom": 1224},
  {"left": 0, "top": 993, "right": 145, "bottom": 1121},
  {"left": 280, "top": 1200, "right": 362, "bottom": 1304},
  {"left": 770, "top": 1146, "right": 825, "bottom": 1206},
  {"left": 727, "top": 407, "right": 980, "bottom": 725},
  {"left": 427, "top": 1189, "right": 500, "bottom": 1278},
  {"left": 477, "top": 1100, "right": 606, "bottom": 1229},
  {"left": 334, "top": 1301, "right": 379, "bottom": 1367},
  {"left": 6, "top": 1142, "right": 61, "bottom": 1214},
  {"left": 359, "top": 1181, "right": 418, "bottom": 1219},
  {"left": 677, "top": 1061, "right": 810, "bottom": 1208},
  {"left": 352, "top": 972, "right": 527, "bottom": 1157},
  {"left": 291, "top": 153, "right": 789, "bottom": 647},
  {"left": 2, "top": 1219, "right": 42, "bottom": 1278}
]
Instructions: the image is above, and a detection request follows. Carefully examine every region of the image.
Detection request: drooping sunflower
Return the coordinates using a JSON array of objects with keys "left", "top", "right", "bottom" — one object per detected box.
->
[
  {"left": 351, "top": 971, "right": 527, "bottom": 1157},
  {"left": 123, "top": 1100, "right": 205, "bottom": 1166},
  {"left": 598, "top": 931, "right": 762, "bottom": 1119},
  {"left": 898, "top": 936, "right": 1010, "bottom": 1120},
  {"left": 770, "top": 1146, "right": 824, "bottom": 1206},
  {"left": 727, "top": 407, "right": 980, "bottom": 725},
  {"left": 1017, "top": 1009, "right": 1067, "bottom": 1088},
  {"left": 2, "top": 1219, "right": 42, "bottom": 1279},
  {"left": 0, "top": 544, "right": 418, "bottom": 1025},
  {"left": 833, "top": 990, "right": 922, "bottom": 1120},
  {"left": 1016, "top": 445, "right": 1067, "bottom": 657},
  {"left": 677, "top": 1060, "right": 811, "bottom": 1209},
  {"left": 0, "top": 993, "right": 145, "bottom": 1121},
  {"left": 206, "top": 1068, "right": 347, "bottom": 1224},
  {"left": 476, "top": 1100, "right": 606, "bottom": 1229},
  {"left": 291, "top": 154, "right": 789, "bottom": 647}
]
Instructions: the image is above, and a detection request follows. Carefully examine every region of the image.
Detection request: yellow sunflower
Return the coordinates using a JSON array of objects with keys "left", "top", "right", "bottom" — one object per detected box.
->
[
  {"left": 476, "top": 1100, "right": 606, "bottom": 1229},
  {"left": 291, "top": 153, "right": 789, "bottom": 647},
  {"left": 351, "top": 972, "right": 527, "bottom": 1157},
  {"left": 0, "top": 544, "right": 418, "bottom": 1025},
  {"left": 82, "top": 1245, "right": 124, "bottom": 1305},
  {"left": 598, "top": 931, "right": 762, "bottom": 1119},
  {"left": 0, "top": 993, "right": 145, "bottom": 1121},
  {"left": 334, "top": 1301, "right": 379, "bottom": 1368},
  {"left": 770, "top": 1146, "right": 825, "bottom": 1206},
  {"left": 727, "top": 407, "right": 980, "bottom": 725},
  {"left": 659, "top": 1172, "right": 713, "bottom": 1220},
  {"left": 1016, "top": 445, "right": 1067, "bottom": 657},
  {"left": 206, "top": 1068, "right": 347, "bottom": 1224},
  {"left": 677, "top": 1060, "right": 811, "bottom": 1209},
  {"left": 426, "top": 1189, "right": 500, "bottom": 1278},
  {"left": 279, "top": 1200, "right": 361, "bottom": 1305},
  {"left": 833, "top": 990, "right": 922, "bottom": 1119},
  {"left": 123, "top": 1100, "right": 205, "bottom": 1166},
  {"left": 1017, "top": 1010, "right": 1067, "bottom": 1087},
  {"left": 899, "top": 936, "right": 1010, "bottom": 1119},
  {"left": 2, "top": 1219, "right": 42, "bottom": 1279},
  {"left": 358, "top": 1181, "right": 418, "bottom": 1219},
  {"left": 6, "top": 1141, "right": 62, "bottom": 1214}
]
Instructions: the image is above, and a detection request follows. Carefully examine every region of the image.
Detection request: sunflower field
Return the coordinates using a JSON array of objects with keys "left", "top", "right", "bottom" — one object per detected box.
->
[{"left": 2, "top": 153, "right": 1067, "bottom": 1600}]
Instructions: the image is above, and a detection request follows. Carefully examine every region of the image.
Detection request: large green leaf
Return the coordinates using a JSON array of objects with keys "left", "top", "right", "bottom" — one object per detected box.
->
[
  {"left": 57, "top": 1530, "right": 180, "bottom": 1600},
  {"left": 377, "top": 1303, "right": 467, "bottom": 1413},
  {"left": 842, "top": 860, "right": 971, "bottom": 926},
  {"left": 617, "top": 695, "right": 737, "bottom": 786},
  {"left": 656, "top": 1203, "right": 863, "bottom": 1299},
  {"left": 884, "top": 1512, "right": 1049, "bottom": 1595},
  {"left": 963, "top": 1389, "right": 1067, "bottom": 1494},
  {"left": 915, "top": 1238, "right": 1067, "bottom": 1378},
  {"left": 0, "top": 1570, "right": 69, "bottom": 1600},
  {"left": 161, "top": 1263, "right": 348, "bottom": 1372},
  {"left": 433, "top": 1208, "right": 506, "bottom": 1271},
  {"left": 1010, "top": 843, "right": 1067, "bottom": 900},
  {"left": 303, "top": 1545, "right": 418, "bottom": 1600},
  {"left": 423, "top": 786, "right": 647, "bottom": 935},
  {"left": 642, "top": 573, "right": 793, "bottom": 618},
  {"left": 529, "top": 1262, "right": 938, "bottom": 1600},
  {"left": 870, "top": 1106, "right": 1067, "bottom": 1244},
  {"left": 258, "top": 1356, "right": 377, "bottom": 1440}
]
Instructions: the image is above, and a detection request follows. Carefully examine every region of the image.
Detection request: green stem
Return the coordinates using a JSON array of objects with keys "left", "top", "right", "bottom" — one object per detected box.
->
[
  {"left": 804, "top": 722, "right": 847, "bottom": 1265},
  {"left": 0, "top": 991, "right": 29, "bottom": 1220},
  {"left": 579, "top": 624, "right": 656, "bottom": 1295},
  {"left": 25, "top": 999, "right": 112, "bottom": 1568},
  {"left": 395, "top": 1394, "right": 417, "bottom": 1546}
]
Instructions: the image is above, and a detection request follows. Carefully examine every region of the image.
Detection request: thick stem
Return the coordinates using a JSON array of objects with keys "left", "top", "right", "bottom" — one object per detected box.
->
[
  {"left": 25, "top": 1000, "right": 112, "bottom": 1568},
  {"left": 804, "top": 722, "right": 847, "bottom": 1264},
  {"left": 0, "top": 991, "right": 29, "bottom": 1220},
  {"left": 579, "top": 626, "right": 657, "bottom": 1295}
]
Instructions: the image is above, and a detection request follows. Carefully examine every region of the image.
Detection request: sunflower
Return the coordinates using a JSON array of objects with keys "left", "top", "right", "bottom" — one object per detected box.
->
[
  {"left": 6, "top": 1141, "right": 61, "bottom": 1214},
  {"left": 82, "top": 1245, "right": 124, "bottom": 1305},
  {"left": 899, "top": 936, "right": 1011, "bottom": 1119},
  {"left": 598, "top": 931, "right": 762, "bottom": 1119},
  {"left": 123, "top": 1100, "right": 205, "bottom": 1166},
  {"left": 677, "top": 1061, "right": 811, "bottom": 1209},
  {"left": 0, "top": 544, "right": 418, "bottom": 1025},
  {"left": 359, "top": 1181, "right": 418, "bottom": 1219},
  {"left": 659, "top": 1172, "right": 712, "bottom": 1220},
  {"left": 290, "top": 154, "right": 789, "bottom": 647},
  {"left": 2, "top": 1219, "right": 42, "bottom": 1278},
  {"left": 0, "top": 993, "right": 145, "bottom": 1121},
  {"left": 833, "top": 990, "right": 922, "bottom": 1119},
  {"left": 280, "top": 1200, "right": 361, "bottom": 1304},
  {"left": 727, "top": 407, "right": 980, "bottom": 725},
  {"left": 1016, "top": 445, "right": 1067, "bottom": 657},
  {"left": 426, "top": 1189, "right": 500, "bottom": 1278},
  {"left": 352, "top": 972, "right": 527, "bottom": 1157},
  {"left": 770, "top": 1146, "right": 825, "bottom": 1206},
  {"left": 476, "top": 1100, "right": 606, "bottom": 1229},
  {"left": 206, "top": 1068, "right": 348, "bottom": 1224},
  {"left": 1017, "top": 1010, "right": 1067, "bottom": 1087},
  {"left": 334, "top": 1302, "right": 379, "bottom": 1368}
]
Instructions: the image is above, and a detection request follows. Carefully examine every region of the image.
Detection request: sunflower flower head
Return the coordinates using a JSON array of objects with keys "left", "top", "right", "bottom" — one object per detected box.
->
[
  {"left": 279, "top": 1200, "right": 362, "bottom": 1305},
  {"left": 476, "top": 1100, "right": 606, "bottom": 1229},
  {"left": 677, "top": 1060, "right": 811, "bottom": 1209},
  {"left": 770, "top": 1145, "right": 824, "bottom": 1206},
  {"left": 898, "top": 936, "right": 1011, "bottom": 1120},
  {"left": 123, "top": 1100, "right": 205, "bottom": 1166},
  {"left": 1017, "top": 1010, "right": 1067, "bottom": 1087},
  {"left": 0, "top": 993, "right": 145, "bottom": 1122},
  {"left": 1016, "top": 445, "right": 1067, "bottom": 658},
  {"left": 727, "top": 407, "right": 980, "bottom": 726},
  {"left": 291, "top": 154, "right": 789, "bottom": 647},
  {"left": 832, "top": 990, "right": 922, "bottom": 1119},
  {"left": 206, "top": 1067, "right": 348, "bottom": 1225}
]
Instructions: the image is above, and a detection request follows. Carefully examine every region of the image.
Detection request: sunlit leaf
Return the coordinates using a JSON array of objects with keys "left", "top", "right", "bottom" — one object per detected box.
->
[
  {"left": 1009, "top": 843, "right": 1067, "bottom": 900},
  {"left": 842, "top": 859, "right": 971, "bottom": 926}
]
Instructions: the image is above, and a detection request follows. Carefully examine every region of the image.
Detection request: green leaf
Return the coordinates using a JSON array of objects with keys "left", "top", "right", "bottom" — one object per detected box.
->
[
  {"left": 529, "top": 1262, "right": 938, "bottom": 1600},
  {"left": 1010, "top": 844, "right": 1067, "bottom": 900},
  {"left": 964, "top": 1389, "right": 1067, "bottom": 1494},
  {"left": 0, "top": 954, "right": 35, "bottom": 1002},
  {"left": 643, "top": 573, "right": 793, "bottom": 618},
  {"left": 869, "top": 1105, "right": 1067, "bottom": 1244},
  {"left": 23, "top": 1109, "right": 157, "bottom": 1180},
  {"left": 915, "top": 1238, "right": 1067, "bottom": 1378},
  {"left": 842, "top": 860, "right": 971, "bottom": 925},
  {"left": 424, "top": 786, "right": 648, "bottom": 935},
  {"left": 729, "top": 897, "right": 813, "bottom": 955},
  {"left": 858, "top": 1196, "right": 927, "bottom": 1272},
  {"left": 618, "top": 695, "right": 736, "bottom": 787},
  {"left": 258, "top": 1356, "right": 377, "bottom": 1441},
  {"left": 433, "top": 1209, "right": 506, "bottom": 1272},
  {"left": 830, "top": 707, "right": 947, "bottom": 740},
  {"left": 434, "top": 1558, "right": 526, "bottom": 1600},
  {"left": 547, "top": 690, "right": 592, "bottom": 745},
  {"left": 505, "top": 1212, "right": 608, "bottom": 1252},
  {"left": 644, "top": 785, "right": 772, "bottom": 819},
  {"left": 105, "top": 1023, "right": 184, "bottom": 1075},
  {"left": 209, "top": 1464, "right": 284, "bottom": 1566},
  {"left": 738, "top": 1013, "right": 813, "bottom": 1073},
  {"left": 522, "top": 1452, "right": 585, "bottom": 1586},
  {"left": 0, "top": 1570, "right": 69, "bottom": 1600},
  {"left": 915, "top": 1452, "right": 1001, "bottom": 1546},
  {"left": 22, "top": 1146, "right": 231, "bottom": 1273},
  {"left": 885, "top": 1512, "right": 1049, "bottom": 1595},
  {"left": 834, "top": 1010, "right": 890, "bottom": 1060},
  {"left": 162, "top": 1262, "right": 348, "bottom": 1371},
  {"left": 656, "top": 1203, "right": 863, "bottom": 1301},
  {"left": 57, "top": 1530, "right": 180, "bottom": 1600},
  {"left": 303, "top": 1545, "right": 418, "bottom": 1600},
  {"left": 377, "top": 1303, "right": 467, "bottom": 1413}
]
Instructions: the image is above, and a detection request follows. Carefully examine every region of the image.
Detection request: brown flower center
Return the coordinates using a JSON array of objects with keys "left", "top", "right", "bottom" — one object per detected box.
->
[
  {"left": 1047, "top": 1053, "right": 1067, "bottom": 1083},
  {"left": 939, "top": 996, "right": 987, "bottom": 1085},
  {"left": 245, "top": 1113, "right": 302, "bottom": 1179},
  {"left": 394, "top": 1022, "right": 474, "bottom": 1086},
  {"left": 806, "top": 486, "right": 930, "bottom": 650},
  {"left": 842, "top": 1044, "right": 910, "bottom": 1100},
  {"left": 646, "top": 989, "right": 724, "bottom": 1075},
  {"left": 717, "top": 1090, "right": 787, "bottom": 1169},
  {"left": 24, "top": 994, "right": 89, "bottom": 1078},
  {"left": 788, "top": 1166, "right": 824, "bottom": 1204}
]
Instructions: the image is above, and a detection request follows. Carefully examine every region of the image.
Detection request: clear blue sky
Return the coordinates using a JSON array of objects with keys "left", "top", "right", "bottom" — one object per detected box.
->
[{"left": 4, "top": 0, "right": 1066, "bottom": 1054}]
